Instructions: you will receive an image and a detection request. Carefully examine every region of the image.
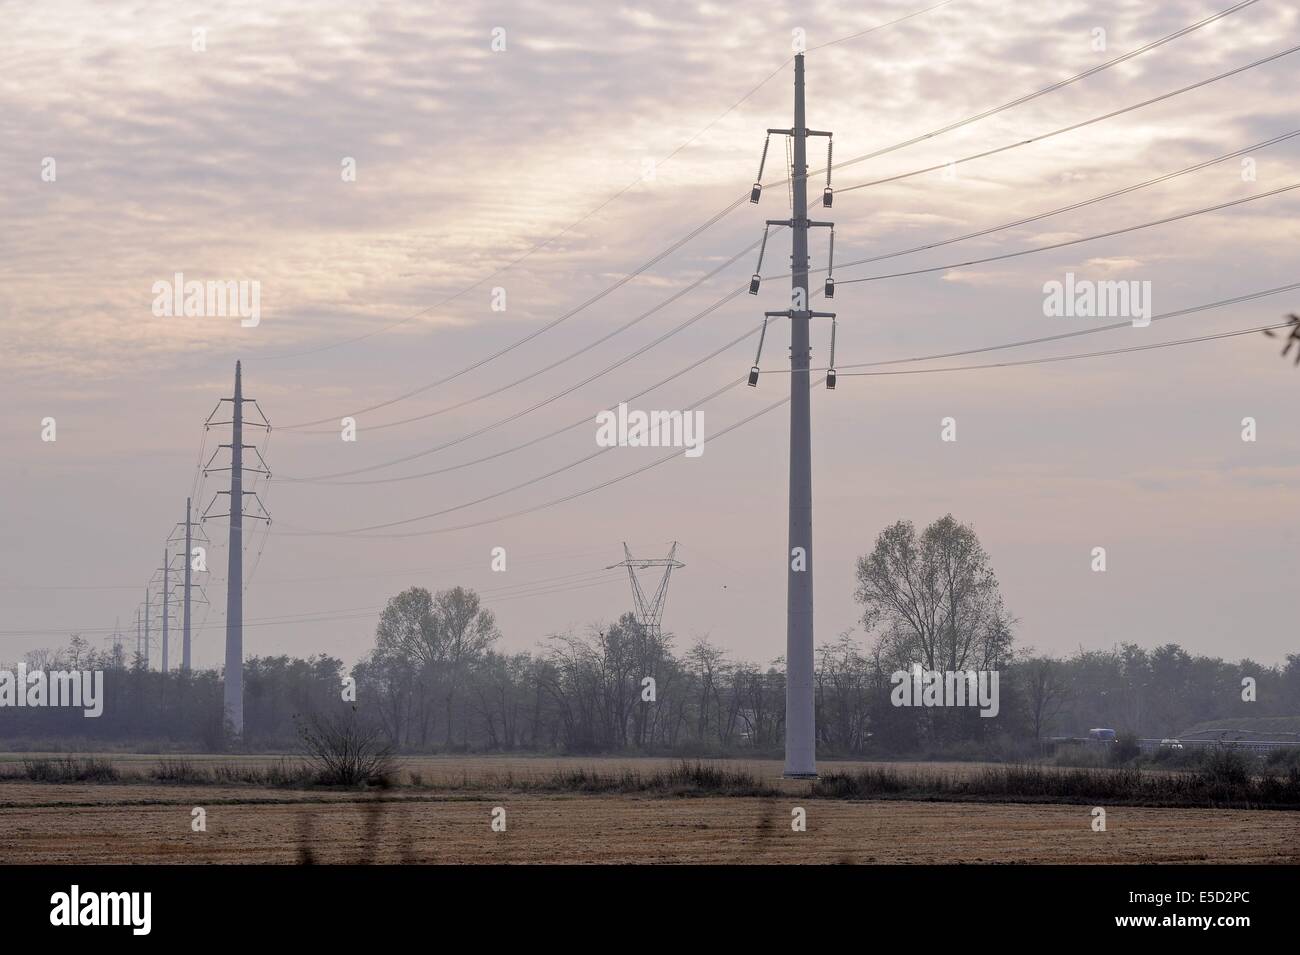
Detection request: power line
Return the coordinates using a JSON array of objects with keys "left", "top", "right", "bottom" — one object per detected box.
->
[
  {"left": 283, "top": 323, "right": 763, "bottom": 486},
  {"left": 662, "top": 1, "right": 963, "bottom": 167},
  {"left": 751, "top": 26, "right": 1299, "bottom": 230},
  {"left": 241, "top": 425, "right": 275, "bottom": 595},
  {"left": 276, "top": 380, "right": 798, "bottom": 541},
  {"left": 836, "top": 43, "right": 1300, "bottom": 196},
  {"left": 285, "top": 317, "right": 1283, "bottom": 542},
  {"left": 276, "top": 375, "right": 746, "bottom": 535},
  {"left": 1, "top": 568, "right": 627, "bottom": 637},
  {"left": 830, "top": 130, "right": 1300, "bottom": 274},
  {"left": 336, "top": 46, "right": 1300, "bottom": 447},
  {"left": 36, "top": 7, "right": 1283, "bottom": 655},
  {"left": 808, "top": 0, "right": 957, "bottom": 51},
  {"left": 279, "top": 287, "right": 752, "bottom": 481},
  {"left": 275, "top": 0, "right": 1235, "bottom": 429},
  {"left": 837, "top": 322, "right": 1289, "bottom": 376},
  {"left": 837, "top": 182, "right": 1300, "bottom": 285},
  {"left": 277, "top": 201, "right": 749, "bottom": 428},
  {"left": 222, "top": 569, "right": 621, "bottom": 623},
  {"left": 286, "top": 158, "right": 1300, "bottom": 483},
  {"left": 280, "top": 242, "right": 759, "bottom": 435},
  {"left": 835, "top": 282, "right": 1300, "bottom": 371},
  {"left": 823, "top": 0, "right": 1263, "bottom": 178},
  {"left": 272, "top": 289, "right": 1297, "bottom": 540},
  {"left": 2, "top": 546, "right": 617, "bottom": 591},
  {"left": 42, "top": 182, "right": 1292, "bottom": 635},
  {"left": 110, "top": 418, "right": 217, "bottom": 670},
  {"left": 253, "top": 1, "right": 959, "bottom": 367},
  {"left": 490, "top": 575, "right": 623, "bottom": 604}
]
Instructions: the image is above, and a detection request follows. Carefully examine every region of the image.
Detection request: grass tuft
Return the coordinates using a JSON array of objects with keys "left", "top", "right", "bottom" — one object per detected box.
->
[
  {"left": 21, "top": 756, "right": 119, "bottom": 783},
  {"left": 811, "top": 760, "right": 1300, "bottom": 809}
]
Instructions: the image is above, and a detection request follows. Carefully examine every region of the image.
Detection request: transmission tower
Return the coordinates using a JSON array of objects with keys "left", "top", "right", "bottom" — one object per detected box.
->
[
  {"left": 167, "top": 498, "right": 210, "bottom": 674},
  {"left": 607, "top": 542, "right": 684, "bottom": 640},
  {"left": 103, "top": 617, "right": 124, "bottom": 669},
  {"left": 747, "top": 52, "right": 834, "bottom": 778},
  {"left": 203, "top": 361, "right": 270, "bottom": 737},
  {"left": 147, "top": 557, "right": 183, "bottom": 672},
  {"left": 162, "top": 549, "right": 169, "bottom": 673}
]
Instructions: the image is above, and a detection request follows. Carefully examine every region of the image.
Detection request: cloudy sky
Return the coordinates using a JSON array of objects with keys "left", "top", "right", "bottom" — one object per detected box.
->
[{"left": 2, "top": 0, "right": 1298, "bottom": 672}]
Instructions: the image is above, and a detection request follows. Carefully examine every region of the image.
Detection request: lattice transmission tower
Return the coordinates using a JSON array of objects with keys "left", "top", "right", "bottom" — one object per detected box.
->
[{"left": 607, "top": 542, "right": 684, "bottom": 640}]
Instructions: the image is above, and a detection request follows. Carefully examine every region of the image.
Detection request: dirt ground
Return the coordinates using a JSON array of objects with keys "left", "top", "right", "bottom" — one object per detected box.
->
[{"left": 2, "top": 755, "right": 1298, "bottom": 864}]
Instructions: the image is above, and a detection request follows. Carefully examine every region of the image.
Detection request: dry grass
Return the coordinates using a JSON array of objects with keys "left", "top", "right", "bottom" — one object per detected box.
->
[
  {"left": 813, "top": 760, "right": 1300, "bottom": 810},
  {"left": 17, "top": 756, "right": 119, "bottom": 783},
  {"left": 2, "top": 753, "right": 1299, "bottom": 864},
  {"left": 5, "top": 753, "right": 1292, "bottom": 810},
  {"left": 0, "top": 752, "right": 1043, "bottom": 787}
]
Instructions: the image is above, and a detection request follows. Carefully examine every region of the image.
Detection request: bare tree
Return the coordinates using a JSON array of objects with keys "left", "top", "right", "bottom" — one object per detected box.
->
[
  {"left": 1021, "top": 656, "right": 1071, "bottom": 745},
  {"left": 686, "top": 636, "right": 728, "bottom": 744},
  {"left": 854, "top": 515, "right": 1013, "bottom": 674},
  {"left": 816, "top": 631, "right": 872, "bottom": 754},
  {"left": 297, "top": 707, "right": 396, "bottom": 786},
  {"left": 373, "top": 586, "right": 500, "bottom": 746}
]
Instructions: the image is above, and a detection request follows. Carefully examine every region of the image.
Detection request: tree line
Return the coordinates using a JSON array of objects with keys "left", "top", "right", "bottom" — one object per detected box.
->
[{"left": 5, "top": 516, "right": 1297, "bottom": 754}]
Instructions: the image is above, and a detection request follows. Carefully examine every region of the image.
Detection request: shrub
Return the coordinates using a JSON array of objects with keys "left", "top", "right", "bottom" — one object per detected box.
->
[
  {"left": 810, "top": 759, "right": 1300, "bottom": 809},
  {"left": 21, "top": 756, "right": 118, "bottom": 783},
  {"left": 209, "top": 758, "right": 314, "bottom": 786},
  {"left": 151, "top": 758, "right": 206, "bottom": 783},
  {"left": 1201, "top": 747, "right": 1251, "bottom": 787},
  {"left": 1265, "top": 747, "right": 1300, "bottom": 771},
  {"left": 297, "top": 709, "right": 396, "bottom": 787}
]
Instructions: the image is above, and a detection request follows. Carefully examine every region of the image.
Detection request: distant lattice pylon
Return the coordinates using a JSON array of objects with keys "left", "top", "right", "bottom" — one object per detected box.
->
[{"left": 607, "top": 542, "right": 684, "bottom": 638}]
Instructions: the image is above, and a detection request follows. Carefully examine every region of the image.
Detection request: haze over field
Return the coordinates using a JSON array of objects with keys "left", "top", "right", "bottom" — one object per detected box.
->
[{"left": 2, "top": 0, "right": 1298, "bottom": 672}]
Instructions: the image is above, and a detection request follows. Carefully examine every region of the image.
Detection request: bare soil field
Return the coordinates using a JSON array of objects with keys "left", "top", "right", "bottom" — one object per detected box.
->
[{"left": 2, "top": 754, "right": 1298, "bottom": 864}]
